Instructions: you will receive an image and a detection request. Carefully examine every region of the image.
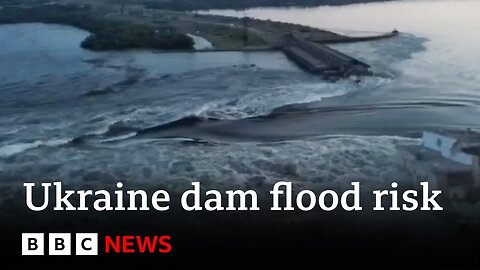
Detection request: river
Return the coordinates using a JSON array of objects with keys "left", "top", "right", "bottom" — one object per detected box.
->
[{"left": 0, "top": 0, "right": 479, "bottom": 196}]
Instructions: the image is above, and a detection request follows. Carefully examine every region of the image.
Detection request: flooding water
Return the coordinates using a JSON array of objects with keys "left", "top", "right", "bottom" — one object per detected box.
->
[{"left": 0, "top": 0, "right": 479, "bottom": 196}]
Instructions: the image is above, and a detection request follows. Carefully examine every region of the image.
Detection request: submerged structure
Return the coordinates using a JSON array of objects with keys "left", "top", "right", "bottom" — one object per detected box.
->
[
  {"left": 399, "top": 130, "right": 480, "bottom": 202},
  {"left": 281, "top": 33, "right": 372, "bottom": 79}
]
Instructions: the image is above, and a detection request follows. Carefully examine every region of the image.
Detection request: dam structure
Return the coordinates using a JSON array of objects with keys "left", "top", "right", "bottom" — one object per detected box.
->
[{"left": 281, "top": 33, "right": 373, "bottom": 79}]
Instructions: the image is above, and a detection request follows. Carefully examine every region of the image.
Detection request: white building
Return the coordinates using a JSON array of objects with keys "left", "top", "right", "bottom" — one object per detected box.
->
[{"left": 400, "top": 131, "right": 480, "bottom": 201}]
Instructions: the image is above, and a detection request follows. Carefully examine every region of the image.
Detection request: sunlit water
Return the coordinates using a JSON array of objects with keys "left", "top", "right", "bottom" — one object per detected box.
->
[
  {"left": 0, "top": 0, "right": 479, "bottom": 201},
  {"left": 202, "top": 0, "right": 480, "bottom": 110}
]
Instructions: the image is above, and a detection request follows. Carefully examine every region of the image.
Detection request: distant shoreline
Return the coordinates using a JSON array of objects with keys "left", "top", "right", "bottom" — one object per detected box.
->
[
  {"left": 143, "top": 0, "right": 394, "bottom": 11},
  {"left": 0, "top": 1, "right": 397, "bottom": 55},
  {"left": 0, "top": 3, "right": 346, "bottom": 52}
]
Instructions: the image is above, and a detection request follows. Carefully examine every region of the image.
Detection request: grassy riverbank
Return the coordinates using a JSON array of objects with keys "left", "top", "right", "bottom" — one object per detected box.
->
[{"left": 0, "top": 4, "right": 194, "bottom": 51}]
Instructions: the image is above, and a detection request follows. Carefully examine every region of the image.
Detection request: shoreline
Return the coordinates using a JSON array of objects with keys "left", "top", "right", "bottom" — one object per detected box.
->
[
  {"left": 0, "top": 5, "right": 195, "bottom": 51},
  {"left": 0, "top": 3, "right": 398, "bottom": 78},
  {"left": 143, "top": 0, "right": 395, "bottom": 11},
  {"left": 0, "top": 3, "right": 397, "bottom": 53}
]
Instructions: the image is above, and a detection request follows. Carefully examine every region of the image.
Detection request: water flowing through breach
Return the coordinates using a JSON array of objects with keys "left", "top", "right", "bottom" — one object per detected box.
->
[{"left": 1, "top": 0, "right": 480, "bottom": 193}]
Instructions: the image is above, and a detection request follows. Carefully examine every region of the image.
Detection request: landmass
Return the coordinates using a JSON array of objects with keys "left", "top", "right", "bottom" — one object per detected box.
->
[
  {"left": 0, "top": 4, "right": 194, "bottom": 51},
  {"left": 0, "top": 0, "right": 395, "bottom": 51},
  {"left": 142, "top": 0, "right": 393, "bottom": 11},
  {"left": 1, "top": 0, "right": 394, "bottom": 11},
  {"left": 0, "top": 0, "right": 398, "bottom": 78}
]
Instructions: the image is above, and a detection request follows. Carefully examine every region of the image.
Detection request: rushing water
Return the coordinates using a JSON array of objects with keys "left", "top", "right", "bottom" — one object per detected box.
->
[{"left": 0, "top": 0, "right": 479, "bottom": 196}]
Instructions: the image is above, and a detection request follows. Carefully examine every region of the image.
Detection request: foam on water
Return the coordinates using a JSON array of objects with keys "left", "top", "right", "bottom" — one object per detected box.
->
[
  {"left": 126, "top": 71, "right": 389, "bottom": 122},
  {"left": 0, "top": 138, "right": 70, "bottom": 158},
  {"left": 195, "top": 81, "right": 350, "bottom": 119},
  {"left": 1, "top": 135, "right": 419, "bottom": 194}
]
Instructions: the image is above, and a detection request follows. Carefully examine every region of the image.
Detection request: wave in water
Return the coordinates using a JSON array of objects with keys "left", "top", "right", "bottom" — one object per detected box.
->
[
  {"left": 0, "top": 138, "right": 71, "bottom": 158},
  {"left": 0, "top": 134, "right": 420, "bottom": 194},
  {"left": 185, "top": 75, "right": 391, "bottom": 120}
]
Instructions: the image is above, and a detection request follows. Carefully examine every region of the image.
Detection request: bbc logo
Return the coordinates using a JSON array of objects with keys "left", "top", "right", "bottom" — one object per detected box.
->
[{"left": 22, "top": 233, "right": 98, "bottom": 255}]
